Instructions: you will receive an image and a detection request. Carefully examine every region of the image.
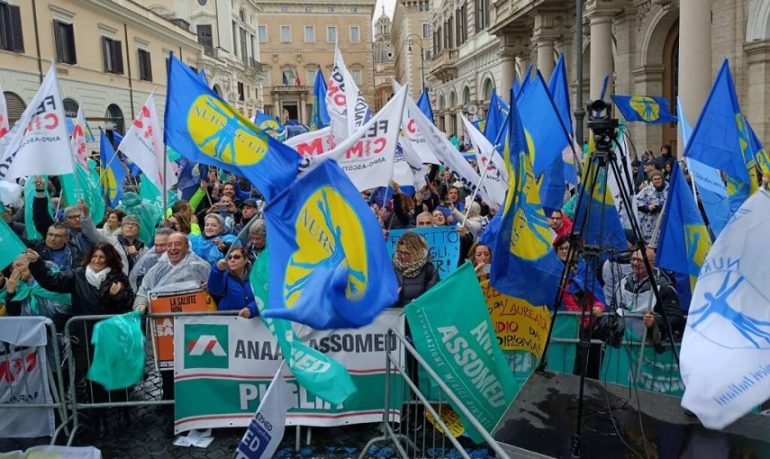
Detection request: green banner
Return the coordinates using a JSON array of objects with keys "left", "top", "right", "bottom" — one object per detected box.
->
[
  {"left": 250, "top": 249, "right": 357, "bottom": 406},
  {"left": 405, "top": 262, "right": 517, "bottom": 444}
]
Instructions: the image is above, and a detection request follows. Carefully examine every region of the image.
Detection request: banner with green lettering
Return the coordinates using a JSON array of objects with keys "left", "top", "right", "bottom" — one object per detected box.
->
[
  {"left": 405, "top": 262, "right": 517, "bottom": 444},
  {"left": 173, "top": 311, "right": 404, "bottom": 434}
]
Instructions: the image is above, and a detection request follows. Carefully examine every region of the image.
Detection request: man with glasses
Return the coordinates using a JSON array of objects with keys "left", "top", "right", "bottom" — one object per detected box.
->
[
  {"left": 32, "top": 176, "right": 95, "bottom": 255},
  {"left": 129, "top": 228, "right": 173, "bottom": 291},
  {"left": 548, "top": 209, "right": 573, "bottom": 242},
  {"left": 31, "top": 222, "right": 82, "bottom": 270},
  {"left": 613, "top": 248, "right": 684, "bottom": 348}
]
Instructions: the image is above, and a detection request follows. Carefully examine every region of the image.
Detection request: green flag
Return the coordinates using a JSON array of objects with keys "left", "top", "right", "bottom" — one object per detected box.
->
[
  {"left": 249, "top": 248, "right": 357, "bottom": 405},
  {"left": 0, "top": 218, "right": 29, "bottom": 271},
  {"left": 61, "top": 160, "right": 105, "bottom": 223},
  {"left": 24, "top": 177, "right": 53, "bottom": 242},
  {"left": 405, "top": 262, "right": 517, "bottom": 443}
]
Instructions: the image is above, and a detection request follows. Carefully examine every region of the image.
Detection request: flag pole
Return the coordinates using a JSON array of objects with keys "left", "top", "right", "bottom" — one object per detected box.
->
[{"left": 461, "top": 154, "right": 493, "bottom": 226}]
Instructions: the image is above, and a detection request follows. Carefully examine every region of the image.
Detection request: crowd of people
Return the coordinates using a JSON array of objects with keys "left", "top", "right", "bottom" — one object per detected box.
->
[{"left": 0, "top": 141, "right": 701, "bottom": 400}]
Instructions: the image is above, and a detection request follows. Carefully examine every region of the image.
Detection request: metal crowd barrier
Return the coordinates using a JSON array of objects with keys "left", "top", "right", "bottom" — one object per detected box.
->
[
  {"left": 0, "top": 317, "right": 71, "bottom": 445},
  {"left": 361, "top": 328, "right": 527, "bottom": 459},
  {"left": 61, "top": 311, "right": 237, "bottom": 446}
]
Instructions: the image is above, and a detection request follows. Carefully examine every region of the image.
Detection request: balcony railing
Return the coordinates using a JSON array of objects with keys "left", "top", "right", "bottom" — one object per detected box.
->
[{"left": 428, "top": 48, "right": 458, "bottom": 82}]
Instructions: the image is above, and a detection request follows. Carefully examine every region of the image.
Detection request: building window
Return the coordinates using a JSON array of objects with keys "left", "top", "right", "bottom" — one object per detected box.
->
[
  {"left": 53, "top": 20, "right": 76, "bottom": 64},
  {"left": 232, "top": 20, "right": 238, "bottom": 55},
  {"left": 304, "top": 25, "right": 315, "bottom": 43},
  {"left": 239, "top": 26, "right": 248, "bottom": 62},
  {"left": 280, "top": 25, "right": 291, "bottom": 43},
  {"left": 197, "top": 24, "right": 213, "bottom": 56},
  {"left": 422, "top": 22, "right": 430, "bottom": 39},
  {"left": 350, "top": 26, "right": 360, "bottom": 43},
  {"left": 351, "top": 68, "right": 362, "bottom": 85},
  {"left": 326, "top": 26, "right": 336, "bottom": 43},
  {"left": 137, "top": 48, "right": 152, "bottom": 81},
  {"left": 102, "top": 37, "right": 123, "bottom": 74},
  {"left": 0, "top": 1, "right": 24, "bottom": 53},
  {"left": 237, "top": 81, "right": 244, "bottom": 101},
  {"left": 475, "top": 0, "right": 489, "bottom": 32},
  {"left": 258, "top": 25, "right": 267, "bottom": 43}
]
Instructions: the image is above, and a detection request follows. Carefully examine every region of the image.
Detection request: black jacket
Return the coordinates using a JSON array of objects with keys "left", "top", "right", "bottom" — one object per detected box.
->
[
  {"left": 32, "top": 195, "right": 93, "bottom": 255},
  {"left": 617, "top": 268, "right": 685, "bottom": 340},
  {"left": 395, "top": 262, "right": 439, "bottom": 308},
  {"left": 32, "top": 240, "right": 83, "bottom": 271},
  {"left": 29, "top": 259, "right": 135, "bottom": 316}
]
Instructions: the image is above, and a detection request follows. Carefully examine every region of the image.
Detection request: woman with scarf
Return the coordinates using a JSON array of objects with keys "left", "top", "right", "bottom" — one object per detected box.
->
[
  {"left": 25, "top": 241, "right": 134, "bottom": 316},
  {"left": 392, "top": 231, "right": 439, "bottom": 308},
  {"left": 189, "top": 213, "right": 237, "bottom": 265},
  {"left": 208, "top": 246, "right": 258, "bottom": 318},
  {"left": 635, "top": 171, "right": 669, "bottom": 243}
]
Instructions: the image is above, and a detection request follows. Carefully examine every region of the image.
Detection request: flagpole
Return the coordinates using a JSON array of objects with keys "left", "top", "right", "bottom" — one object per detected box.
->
[{"left": 461, "top": 155, "right": 493, "bottom": 226}]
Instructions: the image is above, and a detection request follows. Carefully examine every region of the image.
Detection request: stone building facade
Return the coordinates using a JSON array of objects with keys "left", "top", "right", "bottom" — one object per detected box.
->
[
  {"left": 256, "top": 0, "right": 376, "bottom": 124},
  {"left": 391, "top": 0, "right": 432, "bottom": 101},
  {"left": 427, "top": 0, "right": 770, "bottom": 153},
  {"left": 372, "top": 8, "right": 395, "bottom": 111}
]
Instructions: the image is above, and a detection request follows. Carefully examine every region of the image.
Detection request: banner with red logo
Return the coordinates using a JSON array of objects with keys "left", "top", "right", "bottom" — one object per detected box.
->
[
  {"left": 0, "top": 84, "right": 9, "bottom": 140},
  {"left": 0, "top": 64, "right": 75, "bottom": 181},
  {"left": 0, "top": 317, "right": 55, "bottom": 438},
  {"left": 117, "top": 93, "right": 167, "bottom": 191}
]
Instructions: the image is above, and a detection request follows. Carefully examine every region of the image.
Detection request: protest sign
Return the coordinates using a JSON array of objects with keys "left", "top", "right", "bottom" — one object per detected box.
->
[
  {"left": 480, "top": 280, "right": 551, "bottom": 357},
  {"left": 173, "top": 310, "right": 405, "bottom": 433},
  {"left": 405, "top": 264, "right": 516, "bottom": 443},
  {"left": 149, "top": 288, "right": 216, "bottom": 369},
  {"left": 386, "top": 227, "right": 461, "bottom": 278}
]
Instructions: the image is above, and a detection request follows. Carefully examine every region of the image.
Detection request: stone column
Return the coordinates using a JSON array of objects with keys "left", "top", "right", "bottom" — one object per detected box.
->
[
  {"left": 499, "top": 55, "right": 515, "bottom": 101},
  {"left": 589, "top": 13, "right": 614, "bottom": 100},
  {"left": 534, "top": 11, "right": 558, "bottom": 80},
  {"left": 678, "top": 0, "right": 711, "bottom": 151}
]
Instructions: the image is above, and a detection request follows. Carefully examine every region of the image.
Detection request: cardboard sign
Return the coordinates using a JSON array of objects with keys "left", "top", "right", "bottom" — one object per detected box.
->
[{"left": 150, "top": 289, "right": 216, "bottom": 369}]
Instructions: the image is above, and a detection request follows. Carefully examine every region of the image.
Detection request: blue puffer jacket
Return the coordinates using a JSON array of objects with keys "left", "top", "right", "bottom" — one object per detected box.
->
[
  {"left": 207, "top": 264, "right": 258, "bottom": 317},
  {"left": 189, "top": 233, "right": 237, "bottom": 265}
]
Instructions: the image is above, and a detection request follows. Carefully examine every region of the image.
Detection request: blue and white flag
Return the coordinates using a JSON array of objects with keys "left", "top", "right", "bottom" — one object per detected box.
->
[
  {"left": 680, "top": 190, "right": 770, "bottom": 429},
  {"left": 234, "top": 365, "right": 293, "bottom": 458}
]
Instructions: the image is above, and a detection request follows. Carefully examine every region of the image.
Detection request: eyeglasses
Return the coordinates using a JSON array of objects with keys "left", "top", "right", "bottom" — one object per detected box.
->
[{"left": 227, "top": 254, "right": 243, "bottom": 260}]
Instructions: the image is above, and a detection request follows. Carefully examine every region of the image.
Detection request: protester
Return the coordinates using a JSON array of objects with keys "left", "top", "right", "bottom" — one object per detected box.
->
[
  {"left": 553, "top": 236, "right": 604, "bottom": 318},
  {"left": 129, "top": 228, "right": 173, "bottom": 291},
  {"left": 189, "top": 213, "right": 237, "bottom": 265},
  {"left": 32, "top": 179, "right": 95, "bottom": 255},
  {"left": 453, "top": 201, "right": 484, "bottom": 238},
  {"left": 392, "top": 231, "right": 439, "bottom": 308},
  {"left": 235, "top": 198, "right": 261, "bottom": 233},
  {"left": 26, "top": 242, "right": 134, "bottom": 316},
  {"left": 467, "top": 242, "right": 491, "bottom": 281},
  {"left": 415, "top": 211, "right": 433, "bottom": 227},
  {"left": 245, "top": 219, "right": 266, "bottom": 263},
  {"left": 31, "top": 222, "right": 82, "bottom": 271},
  {"left": 208, "top": 246, "right": 257, "bottom": 318},
  {"left": 2, "top": 255, "right": 72, "bottom": 328},
  {"left": 636, "top": 171, "right": 668, "bottom": 243},
  {"left": 431, "top": 209, "right": 447, "bottom": 226},
  {"left": 548, "top": 209, "right": 573, "bottom": 241},
  {"left": 99, "top": 209, "right": 125, "bottom": 239},
  {"left": 656, "top": 144, "right": 675, "bottom": 171},
  {"left": 612, "top": 249, "right": 684, "bottom": 348}
]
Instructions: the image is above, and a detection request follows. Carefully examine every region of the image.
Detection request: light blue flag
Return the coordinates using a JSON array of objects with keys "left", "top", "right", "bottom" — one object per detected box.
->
[
  {"left": 417, "top": 89, "right": 434, "bottom": 124},
  {"left": 490, "top": 89, "right": 563, "bottom": 307},
  {"left": 512, "top": 75, "right": 521, "bottom": 103},
  {"left": 263, "top": 159, "right": 398, "bottom": 329},
  {"left": 611, "top": 95, "right": 678, "bottom": 124},
  {"left": 679, "top": 97, "right": 730, "bottom": 237},
  {"left": 548, "top": 54, "right": 578, "bottom": 185},
  {"left": 657, "top": 162, "right": 712, "bottom": 293},
  {"left": 516, "top": 64, "right": 533, "bottom": 100},
  {"left": 683, "top": 59, "right": 753, "bottom": 188},
  {"left": 164, "top": 54, "right": 299, "bottom": 203},
  {"left": 310, "top": 66, "right": 330, "bottom": 130},
  {"left": 517, "top": 71, "right": 570, "bottom": 211},
  {"left": 99, "top": 128, "right": 125, "bottom": 208}
]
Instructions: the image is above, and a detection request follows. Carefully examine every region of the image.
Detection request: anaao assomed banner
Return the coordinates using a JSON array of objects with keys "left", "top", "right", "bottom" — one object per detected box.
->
[{"left": 173, "top": 310, "right": 404, "bottom": 433}]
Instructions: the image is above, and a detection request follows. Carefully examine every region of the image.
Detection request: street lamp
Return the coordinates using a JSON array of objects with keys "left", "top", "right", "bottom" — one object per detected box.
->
[{"left": 405, "top": 33, "right": 425, "bottom": 90}]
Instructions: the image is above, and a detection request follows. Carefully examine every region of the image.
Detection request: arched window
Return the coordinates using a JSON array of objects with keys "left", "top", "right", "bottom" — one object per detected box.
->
[
  {"left": 105, "top": 104, "right": 125, "bottom": 135},
  {"left": 63, "top": 98, "right": 79, "bottom": 118},
  {"left": 212, "top": 84, "right": 222, "bottom": 96},
  {"left": 3, "top": 92, "right": 26, "bottom": 123},
  {"left": 438, "top": 94, "right": 445, "bottom": 110},
  {"left": 482, "top": 78, "right": 494, "bottom": 101},
  {"left": 661, "top": 20, "right": 679, "bottom": 151},
  {"left": 462, "top": 86, "right": 471, "bottom": 105},
  {"left": 449, "top": 90, "right": 457, "bottom": 108}
]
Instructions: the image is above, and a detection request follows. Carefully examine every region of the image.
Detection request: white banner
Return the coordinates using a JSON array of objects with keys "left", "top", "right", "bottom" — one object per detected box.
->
[
  {"left": 461, "top": 115, "right": 507, "bottom": 207},
  {"left": 71, "top": 105, "right": 89, "bottom": 167},
  {"left": 0, "top": 83, "right": 9, "bottom": 139},
  {"left": 0, "top": 317, "right": 55, "bottom": 438},
  {"left": 285, "top": 127, "right": 333, "bottom": 158},
  {"left": 0, "top": 64, "right": 75, "bottom": 180},
  {"left": 173, "top": 310, "right": 405, "bottom": 433}
]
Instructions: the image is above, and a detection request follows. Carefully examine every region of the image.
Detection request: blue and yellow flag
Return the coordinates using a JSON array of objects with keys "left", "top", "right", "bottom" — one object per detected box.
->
[
  {"left": 417, "top": 88, "right": 435, "bottom": 125},
  {"left": 684, "top": 60, "right": 757, "bottom": 196},
  {"left": 657, "top": 162, "right": 712, "bottom": 292},
  {"left": 310, "top": 66, "right": 330, "bottom": 130},
  {"left": 548, "top": 54, "right": 578, "bottom": 185},
  {"left": 483, "top": 88, "right": 508, "bottom": 145},
  {"left": 490, "top": 90, "right": 563, "bottom": 307},
  {"left": 99, "top": 128, "right": 125, "bottom": 208},
  {"left": 572, "top": 134, "right": 628, "bottom": 251},
  {"left": 252, "top": 111, "right": 287, "bottom": 142},
  {"left": 749, "top": 122, "right": 770, "bottom": 176},
  {"left": 262, "top": 159, "right": 398, "bottom": 329},
  {"left": 164, "top": 54, "right": 298, "bottom": 203},
  {"left": 611, "top": 95, "right": 677, "bottom": 124},
  {"left": 517, "top": 71, "right": 570, "bottom": 211}
]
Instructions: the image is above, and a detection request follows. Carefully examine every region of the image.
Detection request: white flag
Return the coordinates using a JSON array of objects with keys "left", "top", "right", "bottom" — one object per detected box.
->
[
  {"left": 71, "top": 105, "right": 89, "bottom": 166},
  {"left": 0, "top": 65, "right": 74, "bottom": 180},
  {"left": 117, "top": 93, "right": 165, "bottom": 191},
  {"left": 285, "top": 126, "right": 333, "bottom": 157},
  {"left": 315, "top": 85, "right": 407, "bottom": 191},
  {"left": 0, "top": 84, "right": 9, "bottom": 140},
  {"left": 400, "top": 100, "right": 439, "bottom": 165},
  {"left": 326, "top": 46, "right": 370, "bottom": 147},
  {"left": 233, "top": 366, "right": 293, "bottom": 459},
  {"left": 680, "top": 190, "right": 770, "bottom": 429},
  {"left": 461, "top": 115, "right": 507, "bottom": 207}
]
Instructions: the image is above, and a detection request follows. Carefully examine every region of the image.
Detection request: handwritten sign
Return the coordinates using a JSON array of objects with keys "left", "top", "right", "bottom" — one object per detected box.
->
[
  {"left": 481, "top": 280, "right": 551, "bottom": 358},
  {"left": 387, "top": 227, "right": 461, "bottom": 278}
]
